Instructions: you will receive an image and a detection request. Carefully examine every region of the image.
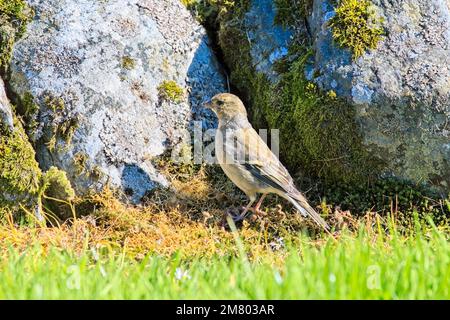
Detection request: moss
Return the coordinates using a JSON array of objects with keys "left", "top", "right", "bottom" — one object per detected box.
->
[
  {"left": 41, "top": 94, "right": 78, "bottom": 152},
  {"left": 0, "top": 0, "right": 33, "bottom": 72},
  {"left": 329, "top": 0, "right": 384, "bottom": 58},
  {"left": 183, "top": 0, "right": 249, "bottom": 28},
  {"left": 40, "top": 166, "right": 75, "bottom": 202},
  {"left": 0, "top": 117, "right": 41, "bottom": 201},
  {"left": 58, "top": 117, "right": 79, "bottom": 146},
  {"left": 327, "top": 89, "right": 337, "bottom": 99},
  {"left": 91, "top": 166, "right": 104, "bottom": 181},
  {"left": 274, "top": 0, "right": 313, "bottom": 28},
  {"left": 37, "top": 166, "right": 76, "bottom": 222},
  {"left": 182, "top": 0, "right": 235, "bottom": 23},
  {"left": 21, "top": 92, "right": 39, "bottom": 117},
  {"left": 73, "top": 152, "right": 88, "bottom": 174},
  {"left": 0, "top": 0, "right": 31, "bottom": 36},
  {"left": 44, "top": 94, "right": 64, "bottom": 113},
  {"left": 121, "top": 56, "right": 135, "bottom": 70},
  {"left": 0, "top": 24, "right": 15, "bottom": 71},
  {"left": 17, "top": 91, "right": 39, "bottom": 134},
  {"left": 157, "top": 80, "right": 185, "bottom": 103}
]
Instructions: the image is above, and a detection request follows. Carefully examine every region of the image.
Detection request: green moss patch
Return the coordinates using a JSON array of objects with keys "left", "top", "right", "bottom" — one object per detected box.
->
[
  {"left": 0, "top": 117, "right": 41, "bottom": 200},
  {"left": 41, "top": 94, "right": 79, "bottom": 152},
  {"left": 39, "top": 166, "right": 76, "bottom": 221},
  {"left": 274, "top": 0, "right": 313, "bottom": 28},
  {"left": 0, "top": 117, "right": 77, "bottom": 220},
  {"left": 181, "top": 0, "right": 235, "bottom": 23},
  {"left": 329, "top": 0, "right": 384, "bottom": 58},
  {"left": 274, "top": 57, "right": 378, "bottom": 183}
]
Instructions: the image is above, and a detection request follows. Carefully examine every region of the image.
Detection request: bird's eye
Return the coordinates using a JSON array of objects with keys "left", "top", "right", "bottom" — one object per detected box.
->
[{"left": 217, "top": 100, "right": 224, "bottom": 106}]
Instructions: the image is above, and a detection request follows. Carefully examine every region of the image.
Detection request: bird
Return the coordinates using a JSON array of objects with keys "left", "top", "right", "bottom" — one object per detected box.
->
[{"left": 204, "top": 93, "right": 329, "bottom": 231}]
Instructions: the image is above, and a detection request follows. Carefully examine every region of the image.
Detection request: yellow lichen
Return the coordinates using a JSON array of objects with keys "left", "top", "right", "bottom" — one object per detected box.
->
[
  {"left": 121, "top": 56, "right": 135, "bottom": 70},
  {"left": 157, "top": 80, "right": 184, "bottom": 103}
]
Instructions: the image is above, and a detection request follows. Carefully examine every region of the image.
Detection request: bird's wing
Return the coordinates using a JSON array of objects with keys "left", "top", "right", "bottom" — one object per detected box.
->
[
  {"left": 231, "top": 127, "right": 329, "bottom": 230},
  {"left": 236, "top": 127, "right": 300, "bottom": 197}
]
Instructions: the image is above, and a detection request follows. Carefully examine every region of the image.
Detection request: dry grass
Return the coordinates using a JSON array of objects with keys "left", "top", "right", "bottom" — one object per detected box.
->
[{"left": 1, "top": 159, "right": 448, "bottom": 265}]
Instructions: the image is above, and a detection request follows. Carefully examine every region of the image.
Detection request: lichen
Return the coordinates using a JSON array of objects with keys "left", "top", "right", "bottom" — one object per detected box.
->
[
  {"left": 0, "top": 0, "right": 33, "bottom": 72},
  {"left": 121, "top": 56, "right": 135, "bottom": 70},
  {"left": 157, "top": 80, "right": 185, "bottom": 103},
  {"left": 329, "top": 0, "right": 384, "bottom": 58}
]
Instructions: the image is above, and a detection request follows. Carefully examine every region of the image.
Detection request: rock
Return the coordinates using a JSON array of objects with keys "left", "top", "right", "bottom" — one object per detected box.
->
[
  {"left": 9, "top": 0, "right": 227, "bottom": 202},
  {"left": 309, "top": 0, "right": 450, "bottom": 191},
  {"left": 0, "top": 78, "right": 14, "bottom": 132},
  {"left": 217, "top": 0, "right": 450, "bottom": 194},
  {"left": 244, "top": 0, "right": 293, "bottom": 82}
]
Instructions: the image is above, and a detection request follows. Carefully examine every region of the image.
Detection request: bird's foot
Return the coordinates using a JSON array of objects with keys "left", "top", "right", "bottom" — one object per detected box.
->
[
  {"left": 251, "top": 208, "right": 266, "bottom": 217},
  {"left": 224, "top": 207, "right": 252, "bottom": 223},
  {"left": 224, "top": 206, "right": 267, "bottom": 224},
  {"left": 224, "top": 207, "right": 244, "bottom": 223}
]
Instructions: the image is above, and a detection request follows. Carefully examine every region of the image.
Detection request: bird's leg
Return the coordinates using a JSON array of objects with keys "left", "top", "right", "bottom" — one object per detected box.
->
[
  {"left": 252, "top": 194, "right": 267, "bottom": 216},
  {"left": 233, "top": 195, "right": 267, "bottom": 221},
  {"left": 235, "top": 199, "right": 255, "bottom": 221}
]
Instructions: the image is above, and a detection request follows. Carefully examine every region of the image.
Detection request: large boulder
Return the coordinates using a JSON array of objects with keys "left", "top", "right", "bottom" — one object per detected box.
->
[
  {"left": 310, "top": 0, "right": 450, "bottom": 192},
  {"left": 9, "top": 0, "right": 227, "bottom": 202},
  {"left": 217, "top": 0, "right": 450, "bottom": 195}
]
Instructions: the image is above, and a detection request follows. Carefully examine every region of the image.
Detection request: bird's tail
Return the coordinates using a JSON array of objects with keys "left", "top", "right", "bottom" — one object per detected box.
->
[{"left": 286, "top": 195, "right": 330, "bottom": 231}]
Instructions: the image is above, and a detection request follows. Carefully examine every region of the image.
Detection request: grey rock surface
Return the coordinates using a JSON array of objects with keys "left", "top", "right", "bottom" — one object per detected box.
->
[
  {"left": 243, "top": 0, "right": 293, "bottom": 82},
  {"left": 0, "top": 78, "right": 14, "bottom": 133},
  {"left": 309, "top": 0, "right": 450, "bottom": 191},
  {"left": 9, "top": 0, "right": 227, "bottom": 202}
]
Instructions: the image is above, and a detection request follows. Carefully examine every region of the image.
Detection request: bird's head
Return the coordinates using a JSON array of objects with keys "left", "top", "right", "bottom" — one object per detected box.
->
[{"left": 204, "top": 93, "right": 247, "bottom": 121}]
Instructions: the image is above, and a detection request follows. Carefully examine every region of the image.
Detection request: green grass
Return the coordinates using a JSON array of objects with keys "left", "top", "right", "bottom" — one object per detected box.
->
[{"left": 1, "top": 220, "right": 448, "bottom": 299}]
